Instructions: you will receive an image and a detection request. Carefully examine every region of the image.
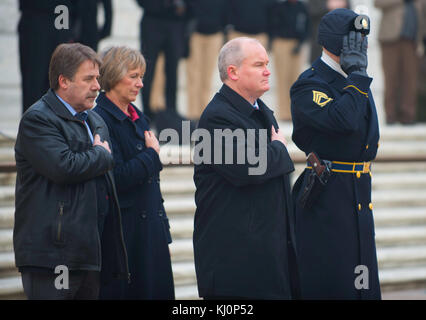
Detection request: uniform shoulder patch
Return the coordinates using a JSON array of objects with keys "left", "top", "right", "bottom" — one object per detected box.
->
[{"left": 312, "top": 90, "right": 333, "bottom": 107}]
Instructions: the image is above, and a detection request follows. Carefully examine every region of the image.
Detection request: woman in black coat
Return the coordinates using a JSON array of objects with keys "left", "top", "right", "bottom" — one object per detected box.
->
[{"left": 94, "top": 46, "right": 175, "bottom": 299}]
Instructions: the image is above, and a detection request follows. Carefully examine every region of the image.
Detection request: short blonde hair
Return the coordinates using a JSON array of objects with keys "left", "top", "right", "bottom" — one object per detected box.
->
[{"left": 99, "top": 46, "right": 146, "bottom": 92}]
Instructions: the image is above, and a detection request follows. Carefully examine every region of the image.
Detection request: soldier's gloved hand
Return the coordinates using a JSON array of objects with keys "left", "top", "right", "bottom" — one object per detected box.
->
[{"left": 340, "top": 31, "right": 368, "bottom": 76}]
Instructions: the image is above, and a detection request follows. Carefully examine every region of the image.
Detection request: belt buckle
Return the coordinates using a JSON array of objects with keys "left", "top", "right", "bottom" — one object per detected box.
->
[{"left": 362, "top": 162, "right": 371, "bottom": 173}]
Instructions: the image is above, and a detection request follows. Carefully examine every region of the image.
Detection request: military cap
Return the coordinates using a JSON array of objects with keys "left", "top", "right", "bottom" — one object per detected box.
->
[{"left": 318, "top": 8, "right": 370, "bottom": 56}]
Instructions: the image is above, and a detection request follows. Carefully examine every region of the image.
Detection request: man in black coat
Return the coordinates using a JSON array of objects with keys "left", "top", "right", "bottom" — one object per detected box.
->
[
  {"left": 193, "top": 37, "right": 298, "bottom": 299},
  {"left": 14, "top": 43, "right": 128, "bottom": 299}
]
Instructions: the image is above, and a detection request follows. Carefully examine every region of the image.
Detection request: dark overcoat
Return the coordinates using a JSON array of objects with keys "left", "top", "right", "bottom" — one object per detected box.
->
[
  {"left": 14, "top": 89, "right": 128, "bottom": 281},
  {"left": 94, "top": 92, "right": 174, "bottom": 300},
  {"left": 290, "top": 58, "right": 381, "bottom": 299},
  {"left": 193, "top": 84, "right": 299, "bottom": 299}
]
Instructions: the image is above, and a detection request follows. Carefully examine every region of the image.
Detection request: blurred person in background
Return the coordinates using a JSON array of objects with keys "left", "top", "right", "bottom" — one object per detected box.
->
[
  {"left": 226, "top": 0, "right": 271, "bottom": 48},
  {"left": 268, "top": 0, "right": 310, "bottom": 122},
  {"left": 185, "top": 0, "right": 227, "bottom": 122},
  {"left": 136, "top": 0, "right": 192, "bottom": 135},
  {"left": 18, "top": 0, "right": 112, "bottom": 114},
  {"left": 308, "top": 0, "right": 351, "bottom": 64},
  {"left": 375, "top": 0, "right": 425, "bottom": 125}
]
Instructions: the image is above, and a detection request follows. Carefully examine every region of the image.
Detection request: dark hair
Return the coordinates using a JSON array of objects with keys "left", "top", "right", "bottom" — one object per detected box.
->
[{"left": 49, "top": 43, "right": 102, "bottom": 90}]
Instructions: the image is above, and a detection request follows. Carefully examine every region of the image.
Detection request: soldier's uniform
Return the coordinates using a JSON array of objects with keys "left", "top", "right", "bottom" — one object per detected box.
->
[{"left": 290, "top": 9, "right": 381, "bottom": 299}]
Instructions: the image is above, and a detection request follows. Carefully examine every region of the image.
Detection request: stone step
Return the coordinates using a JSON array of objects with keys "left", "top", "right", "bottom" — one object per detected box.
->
[
  {"left": 0, "top": 147, "right": 14, "bottom": 163},
  {"left": 0, "top": 229, "right": 12, "bottom": 253},
  {"left": 374, "top": 207, "right": 426, "bottom": 227},
  {"left": 372, "top": 172, "right": 426, "bottom": 190},
  {"left": 375, "top": 225, "right": 426, "bottom": 246},
  {"left": 0, "top": 172, "right": 15, "bottom": 186},
  {"left": 175, "top": 284, "right": 199, "bottom": 300},
  {"left": 0, "top": 251, "right": 14, "bottom": 269},
  {"left": 0, "top": 276, "right": 23, "bottom": 299},
  {"left": 163, "top": 196, "right": 195, "bottom": 217},
  {"left": 379, "top": 265, "right": 426, "bottom": 289},
  {"left": 369, "top": 162, "right": 426, "bottom": 173},
  {"left": 170, "top": 238, "right": 193, "bottom": 262},
  {"left": 169, "top": 217, "right": 194, "bottom": 240},
  {"left": 160, "top": 180, "right": 195, "bottom": 195},
  {"left": 160, "top": 167, "right": 194, "bottom": 180},
  {"left": 0, "top": 186, "right": 14, "bottom": 204},
  {"left": 377, "top": 141, "right": 426, "bottom": 157},
  {"left": 0, "top": 207, "right": 13, "bottom": 229},
  {"left": 372, "top": 189, "right": 426, "bottom": 208},
  {"left": 378, "top": 125, "right": 426, "bottom": 142},
  {"left": 378, "top": 245, "right": 426, "bottom": 269},
  {"left": 172, "top": 261, "right": 196, "bottom": 287}
]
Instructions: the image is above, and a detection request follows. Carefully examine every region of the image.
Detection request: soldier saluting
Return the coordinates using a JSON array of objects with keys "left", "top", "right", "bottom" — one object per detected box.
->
[{"left": 290, "top": 8, "right": 381, "bottom": 299}]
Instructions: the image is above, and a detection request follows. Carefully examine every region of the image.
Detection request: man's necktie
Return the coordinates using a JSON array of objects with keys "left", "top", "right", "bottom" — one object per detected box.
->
[{"left": 75, "top": 112, "right": 88, "bottom": 122}]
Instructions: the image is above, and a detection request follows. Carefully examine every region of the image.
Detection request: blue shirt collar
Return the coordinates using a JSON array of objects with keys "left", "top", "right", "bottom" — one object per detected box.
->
[
  {"left": 55, "top": 93, "right": 88, "bottom": 117},
  {"left": 55, "top": 92, "right": 93, "bottom": 143}
]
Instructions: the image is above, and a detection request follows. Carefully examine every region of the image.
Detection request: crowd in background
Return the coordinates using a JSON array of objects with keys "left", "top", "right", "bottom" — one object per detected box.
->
[{"left": 18, "top": 0, "right": 426, "bottom": 128}]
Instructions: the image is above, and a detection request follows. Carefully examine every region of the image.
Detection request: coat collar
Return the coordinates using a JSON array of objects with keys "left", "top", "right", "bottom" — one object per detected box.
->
[
  {"left": 312, "top": 58, "right": 348, "bottom": 88},
  {"left": 42, "top": 89, "right": 77, "bottom": 121},
  {"left": 219, "top": 84, "right": 271, "bottom": 117},
  {"left": 95, "top": 91, "right": 130, "bottom": 121},
  {"left": 41, "top": 89, "right": 105, "bottom": 132}
]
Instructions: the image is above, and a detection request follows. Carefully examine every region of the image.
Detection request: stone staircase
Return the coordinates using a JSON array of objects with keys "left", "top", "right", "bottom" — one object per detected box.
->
[{"left": 0, "top": 0, "right": 425, "bottom": 298}]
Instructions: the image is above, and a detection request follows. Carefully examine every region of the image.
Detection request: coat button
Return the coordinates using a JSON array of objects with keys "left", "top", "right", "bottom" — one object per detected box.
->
[
  {"left": 158, "top": 211, "right": 163, "bottom": 217},
  {"left": 366, "top": 144, "right": 369, "bottom": 150},
  {"left": 136, "top": 144, "right": 143, "bottom": 150},
  {"left": 356, "top": 171, "right": 361, "bottom": 179},
  {"left": 140, "top": 211, "right": 147, "bottom": 219},
  {"left": 358, "top": 203, "right": 362, "bottom": 211},
  {"left": 369, "top": 203, "right": 373, "bottom": 210}
]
